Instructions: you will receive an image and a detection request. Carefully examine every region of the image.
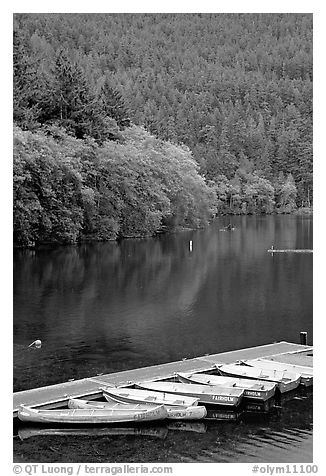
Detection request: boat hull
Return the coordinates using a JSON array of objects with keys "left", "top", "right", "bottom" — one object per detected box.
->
[
  {"left": 300, "top": 376, "right": 313, "bottom": 387},
  {"left": 17, "top": 405, "right": 168, "bottom": 424},
  {"left": 216, "top": 364, "right": 301, "bottom": 393},
  {"left": 166, "top": 406, "right": 207, "bottom": 420},
  {"left": 176, "top": 373, "right": 276, "bottom": 402},
  {"left": 135, "top": 382, "right": 244, "bottom": 407},
  {"left": 204, "top": 409, "right": 242, "bottom": 421},
  {"left": 69, "top": 398, "right": 206, "bottom": 420},
  {"left": 102, "top": 387, "right": 199, "bottom": 407},
  {"left": 244, "top": 359, "right": 313, "bottom": 387}
]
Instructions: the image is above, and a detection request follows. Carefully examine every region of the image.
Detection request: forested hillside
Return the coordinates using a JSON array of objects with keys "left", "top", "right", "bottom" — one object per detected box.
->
[{"left": 13, "top": 13, "right": 313, "bottom": 246}]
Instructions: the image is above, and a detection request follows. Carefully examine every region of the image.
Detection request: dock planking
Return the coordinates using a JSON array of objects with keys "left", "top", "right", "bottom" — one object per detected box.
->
[
  {"left": 267, "top": 249, "right": 313, "bottom": 253},
  {"left": 13, "top": 341, "right": 312, "bottom": 418}
]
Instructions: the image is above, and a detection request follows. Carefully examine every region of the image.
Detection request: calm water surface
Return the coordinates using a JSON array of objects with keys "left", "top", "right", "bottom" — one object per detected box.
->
[{"left": 13, "top": 215, "right": 313, "bottom": 462}]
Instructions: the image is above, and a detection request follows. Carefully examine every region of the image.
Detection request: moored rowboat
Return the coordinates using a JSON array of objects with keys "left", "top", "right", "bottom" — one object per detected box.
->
[
  {"left": 242, "top": 359, "right": 313, "bottom": 387},
  {"left": 176, "top": 372, "right": 276, "bottom": 401},
  {"left": 101, "top": 387, "right": 199, "bottom": 407},
  {"left": 17, "top": 404, "right": 168, "bottom": 424},
  {"left": 216, "top": 364, "right": 301, "bottom": 393},
  {"left": 134, "top": 381, "right": 244, "bottom": 407},
  {"left": 68, "top": 398, "right": 207, "bottom": 420},
  {"left": 69, "top": 398, "right": 157, "bottom": 412}
]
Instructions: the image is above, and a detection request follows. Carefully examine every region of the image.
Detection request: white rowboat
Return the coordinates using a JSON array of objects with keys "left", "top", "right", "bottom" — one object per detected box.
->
[
  {"left": 101, "top": 387, "right": 199, "bottom": 407},
  {"left": 216, "top": 364, "right": 301, "bottom": 393},
  {"left": 176, "top": 373, "right": 276, "bottom": 401},
  {"left": 17, "top": 404, "right": 168, "bottom": 424},
  {"left": 69, "top": 398, "right": 207, "bottom": 420},
  {"left": 135, "top": 381, "right": 244, "bottom": 407},
  {"left": 243, "top": 359, "right": 313, "bottom": 387}
]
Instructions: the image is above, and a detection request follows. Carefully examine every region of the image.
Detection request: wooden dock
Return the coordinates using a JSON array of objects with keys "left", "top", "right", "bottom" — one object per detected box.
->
[
  {"left": 267, "top": 249, "right": 313, "bottom": 253},
  {"left": 13, "top": 341, "right": 313, "bottom": 418}
]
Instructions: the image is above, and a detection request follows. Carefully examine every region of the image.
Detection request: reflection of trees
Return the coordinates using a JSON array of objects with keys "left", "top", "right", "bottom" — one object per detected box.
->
[
  {"left": 13, "top": 236, "right": 214, "bottom": 345},
  {"left": 196, "top": 216, "right": 312, "bottom": 352},
  {"left": 14, "top": 216, "right": 312, "bottom": 387}
]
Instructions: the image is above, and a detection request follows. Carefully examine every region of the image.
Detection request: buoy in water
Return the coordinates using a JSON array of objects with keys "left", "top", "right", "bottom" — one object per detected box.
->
[{"left": 28, "top": 339, "right": 42, "bottom": 348}]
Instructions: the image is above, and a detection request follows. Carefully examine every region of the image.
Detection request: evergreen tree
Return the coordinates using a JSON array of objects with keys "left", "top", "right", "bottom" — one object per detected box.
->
[
  {"left": 217, "top": 124, "right": 237, "bottom": 178},
  {"left": 99, "top": 77, "right": 131, "bottom": 129},
  {"left": 13, "top": 12, "right": 313, "bottom": 225},
  {"left": 13, "top": 28, "right": 41, "bottom": 128},
  {"left": 50, "top": 49, "right": 98, "bottom": 139}
]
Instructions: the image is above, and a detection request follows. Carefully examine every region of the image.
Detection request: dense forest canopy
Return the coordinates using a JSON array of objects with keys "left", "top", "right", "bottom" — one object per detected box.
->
[{"left": 13, "top": 13, "right": 313, "bottom": 246}]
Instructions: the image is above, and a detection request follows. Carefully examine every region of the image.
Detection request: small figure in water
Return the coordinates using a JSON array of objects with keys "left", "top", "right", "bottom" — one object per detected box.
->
[
  {"left": 28, "top": 339, "right": 42, "bottom": 349},
  {"left": 226, "top": 223, "right": 233, "bottom": 231}
]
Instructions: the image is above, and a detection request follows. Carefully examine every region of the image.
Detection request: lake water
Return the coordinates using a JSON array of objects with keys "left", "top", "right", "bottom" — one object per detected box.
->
[{"left": 13, "top": 215, "right": 313, "bottom": 463}]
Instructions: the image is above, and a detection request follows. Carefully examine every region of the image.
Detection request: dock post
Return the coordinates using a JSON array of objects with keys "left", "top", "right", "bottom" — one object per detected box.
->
[
  {"left": 300, "top": 331, "right": 307, "bottom": 345},
  {"left": 189, "top": 240, "right": 193, "bottom": 252}
]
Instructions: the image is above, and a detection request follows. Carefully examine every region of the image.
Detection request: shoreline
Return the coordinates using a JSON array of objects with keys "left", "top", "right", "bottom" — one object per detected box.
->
[{"left": 13, "top": 210, "right": 313, "bottom": 250}]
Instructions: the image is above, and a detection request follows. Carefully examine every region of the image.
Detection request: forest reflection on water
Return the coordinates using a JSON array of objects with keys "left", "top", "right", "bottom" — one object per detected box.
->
[{"left": 13, "top": 215, "right": 313, "bottom": 462}]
